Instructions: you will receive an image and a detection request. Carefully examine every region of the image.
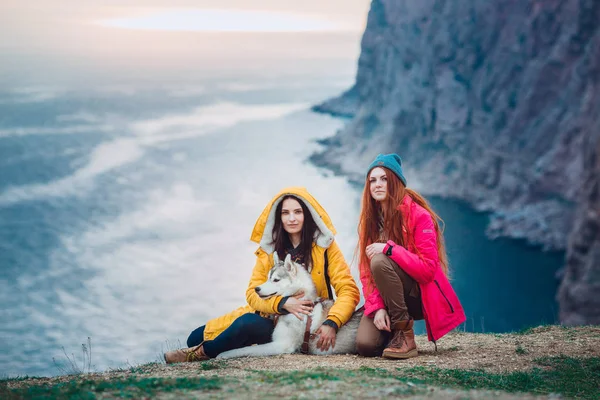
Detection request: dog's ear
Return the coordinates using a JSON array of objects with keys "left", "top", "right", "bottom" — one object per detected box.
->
[
  {"left": 284, "top": 254, "right": 297, "bottom": 275},
  {"left": 273, "top": 251, "right": 280, "bottom": 265}
]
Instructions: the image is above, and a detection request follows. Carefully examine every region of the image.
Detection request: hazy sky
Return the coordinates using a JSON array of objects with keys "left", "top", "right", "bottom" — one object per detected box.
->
[
  {"left": 0, "top": 0, "right": 371, "bottom": 85},
  {"left": 1, "top": 1, "right": 370, "bottom": 47}
]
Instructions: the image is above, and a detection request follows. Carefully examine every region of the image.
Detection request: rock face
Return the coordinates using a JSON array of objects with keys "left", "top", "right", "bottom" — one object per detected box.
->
[
  {"left": 558, "top": 124, "right": 600, "bottom": 325},
  {"left": 312, "top": 0, "right": 600, "bottom": 323}
]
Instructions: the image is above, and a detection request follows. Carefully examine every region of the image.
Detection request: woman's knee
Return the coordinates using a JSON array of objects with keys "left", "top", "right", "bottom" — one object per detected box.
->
[
  {"left": 229, "top": 313, "right": 273, "bottom": 337},
  {"left": 370, "top": 253, "right": 391, "bottom": 275},
  {"left": 230, "top": 313, "right": 262, "bottom": 330}
]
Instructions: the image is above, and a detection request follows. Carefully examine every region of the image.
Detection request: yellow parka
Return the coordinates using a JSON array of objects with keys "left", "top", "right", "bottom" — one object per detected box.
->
[{"left": 203, "top": 187, "right": 360, "bottom": 341}]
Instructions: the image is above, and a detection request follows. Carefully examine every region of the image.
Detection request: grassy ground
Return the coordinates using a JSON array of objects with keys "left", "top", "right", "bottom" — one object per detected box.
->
[{"left": 3, "top": 325, "right": 600, "bottom": 399}]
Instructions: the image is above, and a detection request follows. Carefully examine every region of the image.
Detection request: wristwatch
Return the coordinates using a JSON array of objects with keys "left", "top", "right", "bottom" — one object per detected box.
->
[{"left": 385, "top": 243, "right": 394, "bottom": 256}]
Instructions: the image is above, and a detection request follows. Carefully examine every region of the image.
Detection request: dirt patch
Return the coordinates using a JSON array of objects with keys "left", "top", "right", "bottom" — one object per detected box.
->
[
  {"left": 8, "top": 325, "right": 599, "bottom": 389},
  {"left": 158, "top": 325, "right": 599, "bottom": 377}
]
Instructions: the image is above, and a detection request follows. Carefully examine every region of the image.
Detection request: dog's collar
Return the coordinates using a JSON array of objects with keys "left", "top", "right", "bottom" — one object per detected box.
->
[{"left": 301, "top": 299, "right": 325, "bottom": 355}]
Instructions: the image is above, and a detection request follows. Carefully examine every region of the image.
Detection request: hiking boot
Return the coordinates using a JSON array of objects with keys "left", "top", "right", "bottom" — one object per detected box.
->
[
  {"left": 164, "top": 343, "right": 209, "bottom": 364},
  {"left": 382, "top": 320, "right": 418, "bottom": 359}
]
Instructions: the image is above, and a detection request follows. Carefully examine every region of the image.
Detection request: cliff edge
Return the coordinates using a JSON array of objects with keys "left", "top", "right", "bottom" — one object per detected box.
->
[{"left": 311, "top": 0, "right": 600, "bottom": 324}]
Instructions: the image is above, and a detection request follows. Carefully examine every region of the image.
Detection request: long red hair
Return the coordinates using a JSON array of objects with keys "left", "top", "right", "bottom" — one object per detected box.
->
[{"left": 357, "top": 167, "right": 449, "bottom": 294}]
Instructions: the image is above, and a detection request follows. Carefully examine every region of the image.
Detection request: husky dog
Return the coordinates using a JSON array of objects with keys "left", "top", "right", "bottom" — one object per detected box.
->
[{"left": 217, "top": 253, "right": 363, "bottom": 359}]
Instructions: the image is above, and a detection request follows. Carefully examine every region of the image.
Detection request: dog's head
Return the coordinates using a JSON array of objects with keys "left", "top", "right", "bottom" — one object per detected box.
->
[{"left": 254, "top": 253, "right": 301, "bottom": 299}]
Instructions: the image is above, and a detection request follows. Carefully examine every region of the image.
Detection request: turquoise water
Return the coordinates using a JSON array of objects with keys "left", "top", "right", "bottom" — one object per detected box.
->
[
  {"left": 429, "top": 198, "right": 563, "bottom": 333},
  {"left": 0, "top": 81, "right": 563, "bottom": 378}
]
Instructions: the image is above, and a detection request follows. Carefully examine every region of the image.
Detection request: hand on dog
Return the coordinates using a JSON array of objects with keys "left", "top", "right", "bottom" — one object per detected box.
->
[
  {"left": 365, "top": 243, "right": 386, "bottom": 259},
  {"left": 315, "top": 325, "right": 336, "bottom": 351},
  {"left": 373, "top": 309, "right": 391, "bottom": 332},
  {"left": 283, "top": 291, "right": 314, "bottom": 320}
]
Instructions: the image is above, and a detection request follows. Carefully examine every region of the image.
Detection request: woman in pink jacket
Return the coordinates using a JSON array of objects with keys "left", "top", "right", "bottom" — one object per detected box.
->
[{"left": 356, "top": 153, "right": 466, "bottom": 359}]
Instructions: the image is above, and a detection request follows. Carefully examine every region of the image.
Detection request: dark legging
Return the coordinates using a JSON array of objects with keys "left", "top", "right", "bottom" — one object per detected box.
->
[{"left": 187, "top": 313, "right": 274, "bottom": 358}]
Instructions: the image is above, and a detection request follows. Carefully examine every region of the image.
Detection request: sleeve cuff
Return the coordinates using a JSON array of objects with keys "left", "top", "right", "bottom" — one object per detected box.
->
[
  {"left": 384, "top": 240, "right": 396, "bottom": 255},
  {"left": 277, "top": 296, "right": 290, "bottom": 314},
  {"left": 366, "top": 307, "right": 384, "bottom": 318},
  {"left": 322, "top": 319, "right": 339, "bottom": 332}
]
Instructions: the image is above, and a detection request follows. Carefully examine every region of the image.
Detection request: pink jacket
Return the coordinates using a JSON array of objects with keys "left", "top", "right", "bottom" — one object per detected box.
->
[{"left": 360, "top": 195, "right": 466, "bottom": 342}]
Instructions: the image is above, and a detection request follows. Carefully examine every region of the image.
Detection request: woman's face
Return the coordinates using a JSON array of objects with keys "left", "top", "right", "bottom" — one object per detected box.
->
[
  {"left": 281, "top": 198, "right": 304, "bottom": 235},
  {"left": 369, "top": 167, "right": 388, "bottom": 202}
]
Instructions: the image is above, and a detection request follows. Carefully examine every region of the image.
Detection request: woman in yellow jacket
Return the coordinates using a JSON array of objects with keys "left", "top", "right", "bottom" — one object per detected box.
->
[{"left": 164, "top": 187, "right": 360, "bottom": 362}]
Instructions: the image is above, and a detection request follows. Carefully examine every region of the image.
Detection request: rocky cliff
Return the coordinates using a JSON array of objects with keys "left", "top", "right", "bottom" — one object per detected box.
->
[
  {"left": 558, "top": 119, "right": 600, "bottom": 325},
  {"left": 311, "top": 0, "right": 600, "bottom": 323}
]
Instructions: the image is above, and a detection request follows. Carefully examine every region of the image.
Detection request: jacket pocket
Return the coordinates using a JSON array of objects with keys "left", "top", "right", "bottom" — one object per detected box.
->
[{"left": 434, "top": 280, "right": 454, "bottom": 313}]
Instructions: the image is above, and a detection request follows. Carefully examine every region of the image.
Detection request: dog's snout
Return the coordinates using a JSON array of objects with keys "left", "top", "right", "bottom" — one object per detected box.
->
[{"left": 255, "top": 287, "right": 261, "bottom": 293}]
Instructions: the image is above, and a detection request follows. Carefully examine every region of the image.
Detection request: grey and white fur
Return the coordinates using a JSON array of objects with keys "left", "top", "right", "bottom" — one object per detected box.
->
[{"left": 217, "top": 253, "right": 363, "bottom": 359}]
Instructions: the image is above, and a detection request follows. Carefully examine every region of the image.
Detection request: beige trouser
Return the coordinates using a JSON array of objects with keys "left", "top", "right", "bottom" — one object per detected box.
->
[{"left": 356, "top": 253, "right": 424, "bottom": 357}]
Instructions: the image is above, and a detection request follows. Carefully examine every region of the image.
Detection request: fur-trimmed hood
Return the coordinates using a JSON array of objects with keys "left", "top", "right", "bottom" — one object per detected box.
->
[{"left": 250, "top": 187, "right": 337, "bottom": 253}]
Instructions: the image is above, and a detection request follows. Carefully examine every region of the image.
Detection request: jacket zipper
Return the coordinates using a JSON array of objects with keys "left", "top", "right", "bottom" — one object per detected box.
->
[
  {"left": 434, "top": 280, "right": 454, "bottom": 313},
  {"left": 425, "top": 317, "right": 436, "bottom": 343}
]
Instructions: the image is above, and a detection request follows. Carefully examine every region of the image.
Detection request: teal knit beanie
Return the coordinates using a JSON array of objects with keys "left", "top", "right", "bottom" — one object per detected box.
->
[{"left": 367, "top": 153, "right": 407, "bottom": 186}]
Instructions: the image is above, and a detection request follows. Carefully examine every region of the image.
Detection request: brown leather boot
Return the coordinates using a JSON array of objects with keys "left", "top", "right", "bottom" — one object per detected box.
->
[
  {"left": 382, "top": 320, "right": 418, "bottom": 359},
  {"left": 164, "top": 342, "right": 209, "bottom": 364}
]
